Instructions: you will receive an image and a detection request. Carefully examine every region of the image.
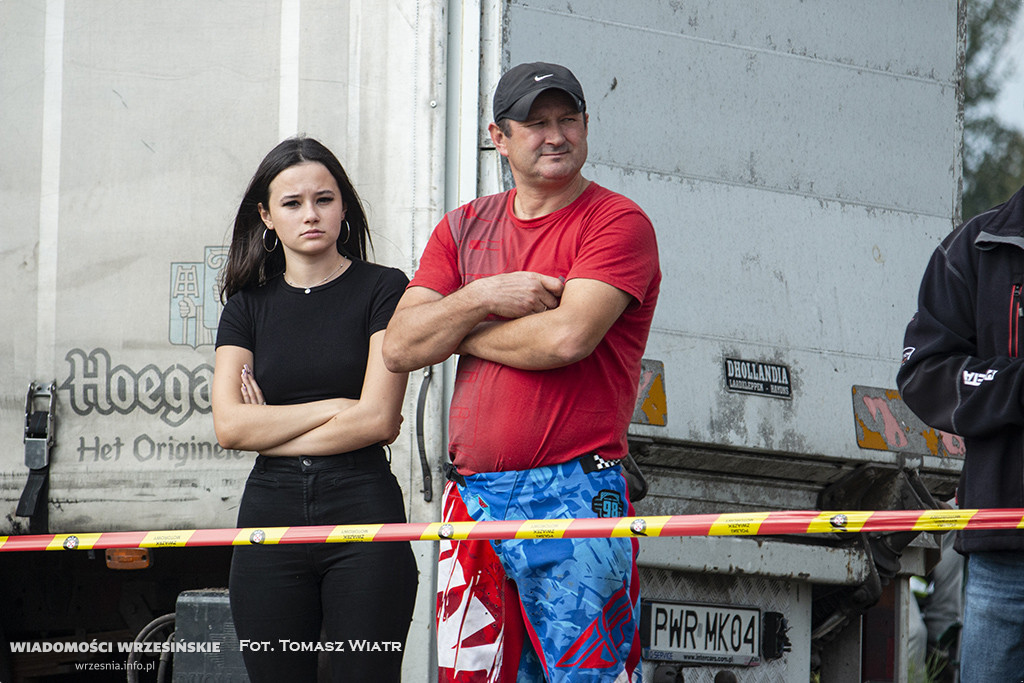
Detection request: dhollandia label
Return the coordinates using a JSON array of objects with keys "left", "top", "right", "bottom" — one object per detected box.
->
[{"left": 724, "top": 359, "right": 792, "bottom": 399}]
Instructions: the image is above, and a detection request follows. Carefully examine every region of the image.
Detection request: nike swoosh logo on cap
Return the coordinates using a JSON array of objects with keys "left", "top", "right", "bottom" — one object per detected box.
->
[{"left": 534, "top": 74, "right": 554, "bottom": 81}]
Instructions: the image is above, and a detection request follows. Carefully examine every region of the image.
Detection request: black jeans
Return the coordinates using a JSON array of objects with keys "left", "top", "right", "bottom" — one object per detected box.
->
[{"left": 229, "top": 448, "right": 418, "bottom": 682}]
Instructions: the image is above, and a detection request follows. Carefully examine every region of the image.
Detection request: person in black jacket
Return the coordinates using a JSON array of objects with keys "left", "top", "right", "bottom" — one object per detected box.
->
[{"left": 897, "top": 184, "right": 1024, "bottom": 682}]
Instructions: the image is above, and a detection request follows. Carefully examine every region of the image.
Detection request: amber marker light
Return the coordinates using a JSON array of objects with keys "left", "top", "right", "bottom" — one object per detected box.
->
[{"left": 105, "top": 548, "right": 151, "bottom": 570}]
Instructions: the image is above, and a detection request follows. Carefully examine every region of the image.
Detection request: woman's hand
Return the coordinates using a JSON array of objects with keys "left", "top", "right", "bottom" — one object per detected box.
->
[
  {"left": 213, "top": 346, "right": 348, "bottom": 452},
  {"left": 240, "top": 364, "right": 266, "bottom": 405}
]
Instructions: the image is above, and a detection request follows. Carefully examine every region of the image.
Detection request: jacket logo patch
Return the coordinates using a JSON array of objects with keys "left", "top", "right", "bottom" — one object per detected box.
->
[
  {"left": 963, "top": 369, "right": 998, "bottom": 387},
  {"left": 902, "top": 347, "right": 915, "bottom": 364}
]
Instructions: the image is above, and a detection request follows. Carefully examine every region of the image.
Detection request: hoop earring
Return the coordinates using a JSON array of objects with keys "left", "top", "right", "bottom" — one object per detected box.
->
[
  {"left": 340, "top": 219, "right": 351, "bottom": 244},
  {"left": 262, "top": 228, "right": 279, "bottom": 253}
]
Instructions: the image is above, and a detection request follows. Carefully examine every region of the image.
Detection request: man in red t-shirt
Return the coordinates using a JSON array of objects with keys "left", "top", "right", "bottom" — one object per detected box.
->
[{"left": 384, "top": 62, "right": 659, "bottom": 683}]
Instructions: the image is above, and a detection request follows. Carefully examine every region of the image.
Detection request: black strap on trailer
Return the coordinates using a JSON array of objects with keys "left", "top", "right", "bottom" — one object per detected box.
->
[
  {"left": 416, "top": 366, "right": 434, "bottom": 503},
  {"left": 16, "top": 381, "right": 56, "bottom": 534}
]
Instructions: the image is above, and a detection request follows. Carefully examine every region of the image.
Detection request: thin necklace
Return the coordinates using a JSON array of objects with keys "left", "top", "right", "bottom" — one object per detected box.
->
[{"left": 285, "top": 259, "right": 347, "bottom": 294}]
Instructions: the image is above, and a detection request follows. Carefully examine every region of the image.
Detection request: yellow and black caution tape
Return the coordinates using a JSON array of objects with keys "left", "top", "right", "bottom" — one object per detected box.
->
[{"left": 0, "top": 508, "right": 1016, "bottom": 552}]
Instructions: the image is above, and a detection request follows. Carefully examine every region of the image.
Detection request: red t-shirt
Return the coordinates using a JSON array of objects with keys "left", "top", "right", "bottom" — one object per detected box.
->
[{"left": 410, "top": 182, "right": 660, "bottom": 473}]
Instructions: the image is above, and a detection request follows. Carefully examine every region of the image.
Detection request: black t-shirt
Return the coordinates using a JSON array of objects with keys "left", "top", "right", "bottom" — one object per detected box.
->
[{"left": 216, "top": 259, "right": 409, "bottom": 406}]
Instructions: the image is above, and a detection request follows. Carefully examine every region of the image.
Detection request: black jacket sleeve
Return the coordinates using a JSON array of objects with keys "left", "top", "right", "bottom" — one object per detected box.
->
[{"left": 896, "top": 223, "right": 1024, "bottom": 438}]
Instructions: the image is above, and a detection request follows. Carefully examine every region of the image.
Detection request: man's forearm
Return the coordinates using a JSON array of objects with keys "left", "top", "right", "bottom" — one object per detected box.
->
[
  {"left": 459, "top": 277, "right": 631, "bottom": 370},
  {"left": 384, "top": 273, "right": 565, "bottom": 372},
  {"left": 458, "top": 315, "right": 584, "bottom": 370},
  {"left": 383, "top": 288, "right": 490, "bottom": 372}
]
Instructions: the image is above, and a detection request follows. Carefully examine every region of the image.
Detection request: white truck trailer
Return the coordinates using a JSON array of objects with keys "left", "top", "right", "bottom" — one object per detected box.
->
[{"left": 1, "top": 1, "right": 964, "bottom": 681}]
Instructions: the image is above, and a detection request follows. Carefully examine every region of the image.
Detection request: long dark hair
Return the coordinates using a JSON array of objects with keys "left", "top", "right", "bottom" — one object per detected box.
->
[{"left": 220, "top": 136, "right": 371, "bottom": 302}]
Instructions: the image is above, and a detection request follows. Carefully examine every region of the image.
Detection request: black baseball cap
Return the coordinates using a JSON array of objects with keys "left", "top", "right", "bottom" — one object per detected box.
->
[{"left": 492, "top": 62, "right": 586, "bottom": 123}]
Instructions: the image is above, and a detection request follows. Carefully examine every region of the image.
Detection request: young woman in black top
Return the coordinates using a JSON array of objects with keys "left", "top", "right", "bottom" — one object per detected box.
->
[{"left": 212, "top": 137, "right": 417, "bottom": 682}]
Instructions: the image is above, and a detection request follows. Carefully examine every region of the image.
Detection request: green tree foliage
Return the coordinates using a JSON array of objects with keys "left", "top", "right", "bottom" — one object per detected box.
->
[{"left": 963, "top": 0, "right": 1024, "bottom": 219}]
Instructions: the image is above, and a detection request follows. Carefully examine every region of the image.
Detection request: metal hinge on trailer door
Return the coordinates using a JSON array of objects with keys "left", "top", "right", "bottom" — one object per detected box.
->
[{"left": 16, "top": 381, "right": 56, "bottom": 533}]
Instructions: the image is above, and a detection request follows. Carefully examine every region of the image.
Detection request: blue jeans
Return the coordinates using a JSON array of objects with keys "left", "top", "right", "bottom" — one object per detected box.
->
[
  {"left": 229, "top": 449, "right": 418, "bottom": 683},
  {"left": 960, "top": 550, "right": 1024, "bottom": 682}
]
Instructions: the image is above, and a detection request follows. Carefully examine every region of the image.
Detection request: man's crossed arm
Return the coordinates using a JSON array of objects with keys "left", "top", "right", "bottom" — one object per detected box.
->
[{"left": 382, "top": 271, "right": 631, "bottom": 373}]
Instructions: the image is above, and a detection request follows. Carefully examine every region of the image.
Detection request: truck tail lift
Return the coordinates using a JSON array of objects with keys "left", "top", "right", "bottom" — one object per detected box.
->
[{"left": 811, "top": 464, "right": 946, "bottom": 665}]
